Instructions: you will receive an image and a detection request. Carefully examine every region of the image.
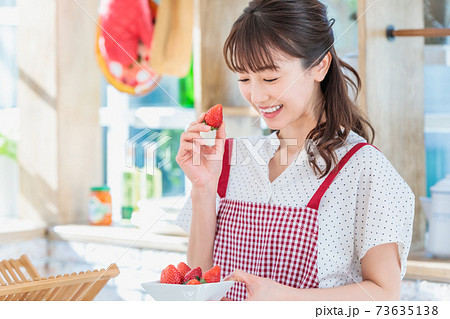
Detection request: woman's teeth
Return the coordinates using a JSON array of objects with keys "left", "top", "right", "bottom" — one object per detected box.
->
[{"left": 261, "top": 104, "right": 283, "bottom": 113}]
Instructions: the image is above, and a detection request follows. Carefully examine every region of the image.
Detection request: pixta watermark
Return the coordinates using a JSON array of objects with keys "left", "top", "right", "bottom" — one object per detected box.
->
[{"left": 126, "top": 129, "right": 321, "bottom": 174}]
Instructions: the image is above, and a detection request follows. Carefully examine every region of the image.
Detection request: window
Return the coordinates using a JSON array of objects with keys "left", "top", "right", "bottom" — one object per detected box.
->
[
  {"left": 423, "top": 50, "right": 450, "bottom": 195},
  {"left": 322, "top": 0, "right": 358, "bottom": 56},
  {"left": 101, "top": 73, "right": 195, "bottom": 223},
  {"left": 423, "top": 0, "right": 450, "bottom": 194}
]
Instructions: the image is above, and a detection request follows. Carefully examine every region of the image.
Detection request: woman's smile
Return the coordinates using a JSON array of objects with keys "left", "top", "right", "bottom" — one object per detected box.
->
[{"left": 258, "top": 104, "right": 284, "bottom": 118}]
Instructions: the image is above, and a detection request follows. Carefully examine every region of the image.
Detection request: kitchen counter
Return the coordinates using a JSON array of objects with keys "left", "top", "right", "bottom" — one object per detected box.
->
[
  {"left": 0, "top": 219, "right": 46, "bottom": 243},
  {"left": 49, "top": 224, "right": 188, "bottom": 253},
  {"left": 406, "top": 251, "right": 450, "bottom": 283}
]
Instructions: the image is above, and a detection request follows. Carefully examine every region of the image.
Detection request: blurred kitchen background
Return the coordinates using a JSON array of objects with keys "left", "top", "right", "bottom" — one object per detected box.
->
[{"left": 0, "top": 0, "right": 449, "bottom": 300}]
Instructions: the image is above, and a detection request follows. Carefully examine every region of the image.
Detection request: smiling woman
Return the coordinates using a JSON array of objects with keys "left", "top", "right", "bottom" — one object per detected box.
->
[
  {"left": 223, "top": 0, "right": 374, "bottom": 179},
  {"left": 175, "top": 0, "right": 415, "bottom": 301}
]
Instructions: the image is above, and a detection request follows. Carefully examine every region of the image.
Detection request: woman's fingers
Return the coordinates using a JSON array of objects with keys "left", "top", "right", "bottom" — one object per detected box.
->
[
  {"left": 179, "top": 113, "right": 223, "bottom": 164},
  {"left": 188, "top": 112, "right": 207, "bottom": 128},
  {"left": 214, "top": 121, "right": 226, "bottom": 151},
  {"left": 223, "top": 269, "right": 247, "bottom": 283},
  {"left": 215, "top": 120, "right": 225, "bottom": 138},
  {"left": 182, "top": 116, "right": 211, "bottom": 158},
  {"left": 178, "top": 132, "right": 208, "bottom": 161},
  {"left": 196, "top": 112, "right": 206, "bottom": 124},
  {"left": 224, "top": 269, "right": 254, "bottom": 301},
  {"left": 186, "top": 123, "right": 211, "bottom": 133},
  {"left": 181, "top": 132, "right": 208, "bottom": 144}
]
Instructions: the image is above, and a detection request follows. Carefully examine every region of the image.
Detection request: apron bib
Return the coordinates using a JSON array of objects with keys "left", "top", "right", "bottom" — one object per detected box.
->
[{"left": 213, "top": 138, "right": 376, "bottom": 301}]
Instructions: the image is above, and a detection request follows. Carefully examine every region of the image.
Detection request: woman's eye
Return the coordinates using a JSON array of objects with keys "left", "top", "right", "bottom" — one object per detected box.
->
[
  {"left": 264, "top": 78, "right": 278, "bottom": 83},
  {"left": 238, "top": 79, "right": 249, "bottom": 83}
]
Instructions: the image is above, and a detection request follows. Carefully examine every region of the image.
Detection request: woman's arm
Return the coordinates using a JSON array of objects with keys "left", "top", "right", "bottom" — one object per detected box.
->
[
  {"left": 225, "top": 243, "right": 402, "bottom": 300},
  {"left": 284, "top": 243, "right": 401, "bottom": 300},
  {"left": 186, "top": 184, "right": 217, "bottom": 271},
  {"left": 175, "top": 112, "right": 226, "bottom": 272}
]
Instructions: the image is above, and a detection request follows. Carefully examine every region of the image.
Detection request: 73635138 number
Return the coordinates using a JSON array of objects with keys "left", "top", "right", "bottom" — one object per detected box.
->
[{"left": 376, "top": 305, "right": 438, "bottom": 316}]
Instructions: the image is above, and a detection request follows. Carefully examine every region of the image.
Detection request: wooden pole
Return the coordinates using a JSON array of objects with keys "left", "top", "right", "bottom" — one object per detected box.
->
[
  {"left": 387, "top": 26, "right": 450, "bottom": 40},
  {"left": 359, "top": 0, "right": 426, "bottom": 252}
]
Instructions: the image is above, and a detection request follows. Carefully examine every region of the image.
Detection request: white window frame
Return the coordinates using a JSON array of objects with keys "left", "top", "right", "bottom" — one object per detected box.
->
[{"left": 100, "top": 85, "right": 195, "bottom": 223}]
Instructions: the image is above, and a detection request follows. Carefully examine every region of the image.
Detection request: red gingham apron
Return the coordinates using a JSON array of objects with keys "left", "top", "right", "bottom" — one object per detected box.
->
[{"left": 213, "top": 138, "right": 376, "bottom": 301}]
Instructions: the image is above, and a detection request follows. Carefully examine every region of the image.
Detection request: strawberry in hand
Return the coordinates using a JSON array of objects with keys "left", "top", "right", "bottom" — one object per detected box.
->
[
  {"left": 176, "top": 108, "right": 226, "bottom": 188},
  {"left": 204, "top": 104, "right": 223, "bottom": 130}
]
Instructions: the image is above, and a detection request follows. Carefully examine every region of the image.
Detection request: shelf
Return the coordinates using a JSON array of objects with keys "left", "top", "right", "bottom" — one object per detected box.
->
[
  {"left": 223, "top": 106, "right": 260, "bottom": 117},
  {"left": 0, "top": 219, "right": 46, "bottom": 243},
  {"left": 424, "top": 113, "right": 450, "bottom": 133},
  {"left": 49, "top": 224, "right": 188, "bottom": 253},
  {"left": 100, "top": 105, "right": 260, "bottom": 129},
  {"left": 406, "top": 250, "right": 450, "bottom": 283},
  {"left": 100, "top": 106, "right": 196, "bottom": 129}
]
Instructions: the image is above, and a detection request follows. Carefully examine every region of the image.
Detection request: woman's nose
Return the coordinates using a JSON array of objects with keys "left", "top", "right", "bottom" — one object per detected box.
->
[{"left": 250, "top": 83, "right": 269, "bottom": 106}]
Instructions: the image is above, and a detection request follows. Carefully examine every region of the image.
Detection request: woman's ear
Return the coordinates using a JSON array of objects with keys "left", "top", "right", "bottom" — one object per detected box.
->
[{"left": 314, "top": 52, "right": 332, "bottom": 82}]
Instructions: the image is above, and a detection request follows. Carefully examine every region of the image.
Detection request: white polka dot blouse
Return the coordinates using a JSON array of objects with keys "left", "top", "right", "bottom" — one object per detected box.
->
[{"left": 175, "top": 130, "right": 415, "bottom": 288}]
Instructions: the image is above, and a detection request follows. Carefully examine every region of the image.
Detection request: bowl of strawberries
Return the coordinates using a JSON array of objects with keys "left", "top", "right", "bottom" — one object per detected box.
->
[{"left": 141, "top": 263, "right": 234, "bottom": 301}]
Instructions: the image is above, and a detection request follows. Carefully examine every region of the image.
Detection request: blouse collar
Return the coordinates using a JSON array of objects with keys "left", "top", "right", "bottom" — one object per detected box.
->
[
  {"left": 261, "top": 129, "right": 367, "bottom": 169},
  {"left": 262, "top": 131, "right": 307, "bottom": 166}
]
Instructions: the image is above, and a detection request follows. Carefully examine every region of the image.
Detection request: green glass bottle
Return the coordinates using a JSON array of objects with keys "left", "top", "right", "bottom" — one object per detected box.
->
[
  {"left": 178, "top": 55, "right": 194, "bottom": 108},
  {"left": 122, "top": 168, "right": 140, "bottom": 219}
]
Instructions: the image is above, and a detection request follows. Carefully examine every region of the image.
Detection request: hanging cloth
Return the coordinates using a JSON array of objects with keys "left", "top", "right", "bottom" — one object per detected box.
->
[{"left": 150, "top": 0, "right": 194, "bottom": 77}]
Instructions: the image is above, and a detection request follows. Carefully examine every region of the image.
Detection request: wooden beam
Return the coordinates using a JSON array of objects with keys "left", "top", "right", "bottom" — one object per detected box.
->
[
  {"left": 358, "top": 0, "right": 426, "bottom": 251},
  {"left": 193, "top": 0, "right": 250, "bottom": 115},
  {"left": 17, "top": 0, "right": 102, "bottom": 224},
  {"left": 193, "top": 0, "right": 263, "bottom": 137}
]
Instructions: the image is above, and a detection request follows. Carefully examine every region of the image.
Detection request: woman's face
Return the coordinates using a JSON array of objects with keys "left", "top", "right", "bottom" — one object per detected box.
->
[{"left": 237, "top": 52, "right": 324, "bottom": 131}]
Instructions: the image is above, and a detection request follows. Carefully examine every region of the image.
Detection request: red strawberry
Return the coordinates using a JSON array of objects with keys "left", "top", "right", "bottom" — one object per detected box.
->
[
  {"left": 176, "top": 262, "right": 191, "bottom": 278},
  {"left": 204, "top": 104, "right": 223, "bottom": 130},
  {"left": 186, "top": 279, "right": 201, "bottom": 285},
  {"left": 201, "top": 265, "right": 221, "bottom": 283},
  {"left": 160, "top": 264, "right": 183, "bottom": 284},
  {"left": 183, "top": 267, "right": 202, "bottom": 283}
]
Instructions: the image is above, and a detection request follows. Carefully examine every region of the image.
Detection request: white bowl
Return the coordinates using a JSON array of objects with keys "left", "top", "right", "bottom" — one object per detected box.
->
[{"left": 141, "top": 280, "right": 235, "bottom": 301}]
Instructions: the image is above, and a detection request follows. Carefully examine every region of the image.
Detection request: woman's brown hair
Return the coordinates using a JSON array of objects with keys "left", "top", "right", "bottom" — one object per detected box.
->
[{"left": 223, "top": 0, "right": 375, "bottom": 178}]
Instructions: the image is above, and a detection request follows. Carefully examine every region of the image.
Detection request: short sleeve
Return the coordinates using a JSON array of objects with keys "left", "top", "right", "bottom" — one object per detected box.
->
[
  {"left": 173, "top": 194, "right": 221, "bottom": 235},
  {"left": 353, "top": 146, "right": 415, "bottom": 279}
]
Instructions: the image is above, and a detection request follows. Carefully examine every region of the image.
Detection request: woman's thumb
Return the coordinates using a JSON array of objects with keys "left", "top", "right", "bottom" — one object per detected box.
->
[{"left": 215, "top": 121, "right": 226, "bottom": 151}]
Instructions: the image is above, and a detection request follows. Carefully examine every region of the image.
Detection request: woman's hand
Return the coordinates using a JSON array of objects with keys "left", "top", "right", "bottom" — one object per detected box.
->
[
  {"left": 176, "top": 112, "right": 226, "bottom": 187},
  {"left": 223, "top": 269, "right": 289, "bottom": 301}
]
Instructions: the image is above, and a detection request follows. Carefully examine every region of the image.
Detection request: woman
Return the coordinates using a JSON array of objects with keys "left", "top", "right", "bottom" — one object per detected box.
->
[{"left": 175, "top": 0, "right": 414, "bottom": 301}]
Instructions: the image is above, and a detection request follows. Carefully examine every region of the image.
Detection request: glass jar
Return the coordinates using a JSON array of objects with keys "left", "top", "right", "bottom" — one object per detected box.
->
[{"left": 88, "top": 186, "right": 112, "bottom": 225}]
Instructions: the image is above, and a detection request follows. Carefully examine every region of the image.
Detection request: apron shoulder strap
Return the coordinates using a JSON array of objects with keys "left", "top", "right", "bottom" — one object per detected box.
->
[
  {"left": 306, "top": 142, "right": 379, "bottom": 210},
  {"left": 217, "top": 138, "right": 234, "bottom": 198}
]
